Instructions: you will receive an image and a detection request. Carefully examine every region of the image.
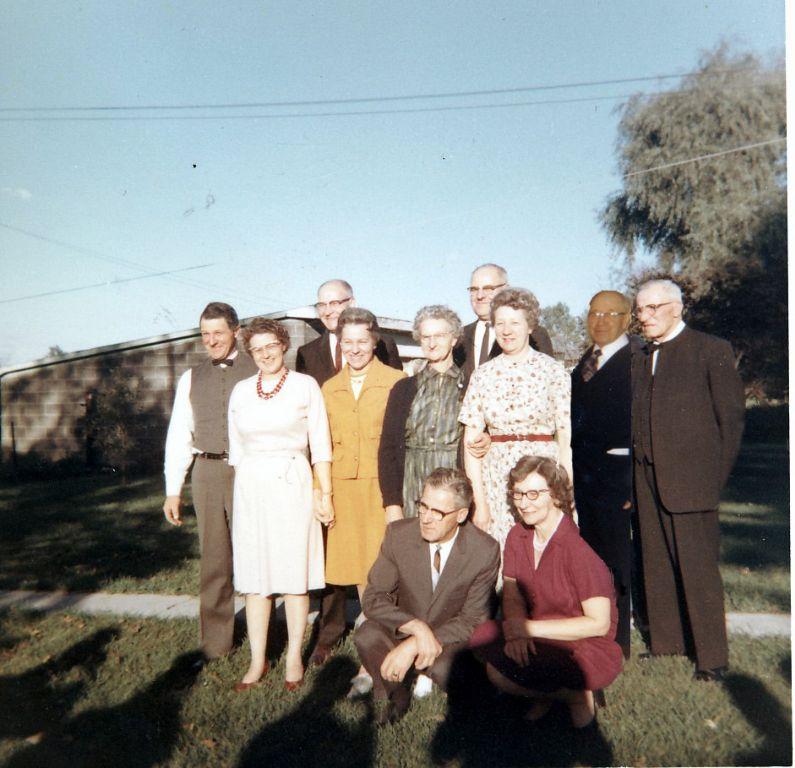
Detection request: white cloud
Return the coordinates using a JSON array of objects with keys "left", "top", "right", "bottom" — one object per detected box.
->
[{"left": 1, "top": 186, "right": 33, "bottom": 201}]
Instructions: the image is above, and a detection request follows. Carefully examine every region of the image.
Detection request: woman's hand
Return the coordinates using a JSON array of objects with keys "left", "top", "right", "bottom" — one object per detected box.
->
[
  {"left": 313, "top": 490, "right": 335, "bottom": 528},
  {"left": 504, "top": 638, "right": 534, "bottom": 667},
  {"left": 466, "top": 431, "right": 492, "bottom": 459},
  {"left": 384, "top": 504, "right": 404, "bottom": 524},
  {"left": 471, "top": 500, "right": 491, "bottom": 532}
]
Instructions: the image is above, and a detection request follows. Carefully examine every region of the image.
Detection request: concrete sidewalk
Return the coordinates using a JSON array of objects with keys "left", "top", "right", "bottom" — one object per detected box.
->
[{"left": 0, "top": 589, "right": 790, "bottom": 637}]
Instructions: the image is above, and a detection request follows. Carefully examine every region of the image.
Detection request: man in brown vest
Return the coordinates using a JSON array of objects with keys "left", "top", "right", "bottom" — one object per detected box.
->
[
  {"left": 631, "top": 279, "right": 744, "bottom": 682},
  {"left": 163, "top": 302, "right": 257, "bottom": 659}
]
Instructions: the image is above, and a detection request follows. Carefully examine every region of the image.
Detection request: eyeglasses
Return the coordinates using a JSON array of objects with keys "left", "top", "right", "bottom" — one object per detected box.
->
[
  {"left": 633, "top": 301, "right": 674, "bottom": 318},
  {"left": 511, "top": 489, "right": 551, "bottom": 502},
  {"left": 314, "top": 297, "right": 352, "bottom": 312},
  {"left": 467, "top": 283, "right": 506, "bottom": 296},
  {"left": 250, "top": 343, "right": 283, "bottom": 355},
  {"left": 415, "top": 499, "right": 462, "bottom": 522},
  {"left": 588, "top": 311, "right": 627, "bottom": 319},
  {"left": 419, "top": 332, "right": 452, "bottom": 344}
]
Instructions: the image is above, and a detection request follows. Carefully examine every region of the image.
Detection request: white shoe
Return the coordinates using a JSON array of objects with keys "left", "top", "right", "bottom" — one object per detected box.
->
[
  {"left": 346, "top": 672, "right": 373, "bottom": 699},
  {"left": 413, "top": 673, "right": 434, "bottom": 699}
]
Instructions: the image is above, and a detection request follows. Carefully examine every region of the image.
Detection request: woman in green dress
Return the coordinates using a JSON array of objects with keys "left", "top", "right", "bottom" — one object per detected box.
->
[{"left": 379, "top": 305, "right": 464, "bottom": 518}]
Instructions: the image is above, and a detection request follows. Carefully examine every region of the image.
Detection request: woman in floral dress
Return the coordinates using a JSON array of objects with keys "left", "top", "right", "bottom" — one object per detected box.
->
[{"left": 459, "top": 287, "right": 571, "bottom": 553}]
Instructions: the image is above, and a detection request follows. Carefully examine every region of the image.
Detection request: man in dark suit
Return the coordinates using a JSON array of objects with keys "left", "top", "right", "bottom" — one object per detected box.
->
[
  {"left": 355, "top": 468, "right": 500, "bottom": 724},
  {"left": 571, "top": 290, "right": 634, "bottom": 657},
  {"left": 295, "top": 278, "right": 402, "bottom": 387},
  {"left": 632, "top": 279, "right": 745, "bottom": 682},
  {"left": 453, "top": 263, "right": 554, "bottom": 389},
  {"left": 296, "top": 278, "right": 403, "bottom": 668}
]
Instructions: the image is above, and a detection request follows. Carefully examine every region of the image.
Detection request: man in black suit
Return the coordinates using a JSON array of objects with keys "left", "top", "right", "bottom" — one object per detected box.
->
[
  {"left": 571, "top": 290, "right": 634, "bottom": 657},
  {"left": 295, "top": 279, "right": 402, "bottom": 387},
  {"left": 296, "top": 278, "right": 403, "bottom": 667},
  {"left": 632, "top": 279, "right": 745, "bottom": 682},
  {"left": 453, "top": 263, "right": 554, "bottom": 389}
]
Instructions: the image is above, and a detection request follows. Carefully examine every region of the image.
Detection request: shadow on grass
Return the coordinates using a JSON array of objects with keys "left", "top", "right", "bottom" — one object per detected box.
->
[
  {"left": 0, "top": 474, "right": 197, "bottom": 592},
  {"left": 723, "top": 671, "right": 793, "bottom": 766},
  {"left": 430, "top": 655, "right": 613, "bottom": 767},
  {"left": 237, "top": 656, "right": 374, "bottom": 768},
  {"left": 5, "top": 648, "right": 204, "bottom": 768}
]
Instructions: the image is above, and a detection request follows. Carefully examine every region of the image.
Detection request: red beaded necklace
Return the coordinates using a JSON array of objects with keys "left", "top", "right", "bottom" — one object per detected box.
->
[{"left": 256, "top": 368, "right": 289, "bottom": 400}]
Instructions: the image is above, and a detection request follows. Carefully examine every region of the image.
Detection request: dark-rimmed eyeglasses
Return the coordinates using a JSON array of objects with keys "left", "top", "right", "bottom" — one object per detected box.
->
[
  {"left": 415, "top": 499, "right": 462, "bottom": 522},
  {"left": 314, "top": 297, "right": 352, "bottom": 312},
  {"left": 466, "top": 283, "right": 506, "bottom": 295},
  {"left": 588, "top": 311, "right": 627, "bottom": 319},
  {"left": 633, "top": 302, "right": 674, "bottom": 318},
  {"left": 511, "top": 489, "right": 551, "bottom": 502}
]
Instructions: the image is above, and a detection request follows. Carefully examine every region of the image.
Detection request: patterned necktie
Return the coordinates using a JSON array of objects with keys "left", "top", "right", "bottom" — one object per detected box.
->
[
  {"left": 581, "top": 348, "right": 602, "bottom": 382},
  {"left": 478, "top": 322, "right": 491, "bottom": 366},
  {"left": 433, "top": 544, "right": 442, "bottom": 574},
  {"left": 334, "top": 336, "right": 342, "bottom": 372}
]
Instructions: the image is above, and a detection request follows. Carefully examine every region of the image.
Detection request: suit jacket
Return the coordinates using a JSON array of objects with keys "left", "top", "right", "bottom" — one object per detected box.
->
[
  {"left": 570, "top": 337, "right": 635, "bottom": 506},
  {"left": 296, "top": 329, "right": 402, "bottom": 387},
  {"left": 321, "top": 358, "right": 406, "bottom": 480},
  {"left": 454, "top": 320, "right": 554, "bottom": 389},
  {"left": 631, "top": 326, "right": 745, "bottom": 513},
  {"left": 363, "top": 517, "right": 500, "bottom": 646}
]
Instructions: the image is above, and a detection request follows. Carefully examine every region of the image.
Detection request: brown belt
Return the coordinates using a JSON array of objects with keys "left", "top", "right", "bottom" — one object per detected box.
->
[
  {"left": 490, "top": 434, "right": 554, "bottom": 443},
  {"left": 197, "top": 451, "right": 228, "bottom": 460}
]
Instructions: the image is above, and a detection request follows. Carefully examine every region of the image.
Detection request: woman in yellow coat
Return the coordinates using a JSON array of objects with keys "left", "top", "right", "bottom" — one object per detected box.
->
[{"left": 322, "top": 307, "right": 406, "bottom": 595}]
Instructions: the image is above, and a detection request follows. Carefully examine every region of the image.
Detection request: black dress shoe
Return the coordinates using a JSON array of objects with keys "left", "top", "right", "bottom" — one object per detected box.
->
[{"left": 694, "top": 666, "right": 727, "bottom": 682}]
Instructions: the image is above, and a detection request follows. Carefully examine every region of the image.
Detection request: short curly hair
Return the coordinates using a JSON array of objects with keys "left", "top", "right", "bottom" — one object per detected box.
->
[
  {"left": 337, "top": 306, "right": 381, "bottom": 343},
  {"left": 412, "top": 305, "right": 463, "bottom": 343},
  {"left": 241, "top": 317, "right": 291, "bottom": 352},
  {"left": 508, "top": 455, "right": 575, "bottom": 518},
  {"left": 489, "top": 287, "right": 540, "bottom": 330}
]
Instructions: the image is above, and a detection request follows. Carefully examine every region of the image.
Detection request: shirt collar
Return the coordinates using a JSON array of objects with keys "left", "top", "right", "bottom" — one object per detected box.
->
[
  {"left": 593, "top": 333, "right": 629, "bottom": 365},
  {"left": 658, "top": 320, "right": 686, "bottom": 344},
  {"left": 428, "top": 526, "right": 460, "bottom": 555}
]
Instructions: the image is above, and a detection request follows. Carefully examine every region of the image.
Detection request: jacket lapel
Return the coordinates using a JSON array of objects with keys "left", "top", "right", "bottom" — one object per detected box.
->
[
  {"left": 428, "top": 524, "right": 468, "bottom": 614},
  {"left": 412, "top": 524, "right": 434, "bottom": 610}
]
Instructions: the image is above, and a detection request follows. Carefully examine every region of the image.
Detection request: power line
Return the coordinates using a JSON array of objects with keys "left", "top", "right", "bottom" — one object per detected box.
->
[
  {"left": 0, "top": 264, "right": 213, "bottom": 304},
  {"left": 0, "top": 68, "right": 755, "bottom": 113},
  {"left": 624, "top": 137, "right": 786, "bottom": 177}
]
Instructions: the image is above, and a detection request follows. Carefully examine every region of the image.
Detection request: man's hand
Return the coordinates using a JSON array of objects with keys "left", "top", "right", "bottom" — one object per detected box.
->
[
  {"left": 466, "top": 431, "right": 492, "bottom": 459},
  {"left": 504, "top": 638, "right": 534, "bottom": 667},
  {"left": 502, "top": 617, "right": 532, "bottom": 641},
  {"left": 163, "top": 496, "right": 182, "bottom": 527},
  {"left": 385, "top": 505, "right": 404, "bottom": 524},
  {"left": 380, "top": 639, "right": 418, "bottom": 683},
  {"left": 401, "top": 619, "right": 442, "bottom": 670}
]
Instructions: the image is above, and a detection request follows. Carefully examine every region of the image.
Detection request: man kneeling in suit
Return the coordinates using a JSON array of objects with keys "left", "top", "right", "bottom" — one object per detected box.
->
[{"left": 355, "top": 468, "right": 500, "bottom": 725}]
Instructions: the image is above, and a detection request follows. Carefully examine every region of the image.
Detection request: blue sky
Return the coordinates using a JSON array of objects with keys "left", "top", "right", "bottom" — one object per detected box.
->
[{"left": 0, "top": 1, "right": 784, "bottom": 365}]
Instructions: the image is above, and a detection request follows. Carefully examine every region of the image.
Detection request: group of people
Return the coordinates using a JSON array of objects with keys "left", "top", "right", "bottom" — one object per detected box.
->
[{"left": 163, "top": 264, "right": 745, "bottom": 730}]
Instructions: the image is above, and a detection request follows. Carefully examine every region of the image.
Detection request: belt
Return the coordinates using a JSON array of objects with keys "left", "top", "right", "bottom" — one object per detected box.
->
[
  {"left": 196, "top": 451, "right": 228, "bottom": 460},
  {"left": 490, "top": 434, "right": 554, "bottom": 443}
]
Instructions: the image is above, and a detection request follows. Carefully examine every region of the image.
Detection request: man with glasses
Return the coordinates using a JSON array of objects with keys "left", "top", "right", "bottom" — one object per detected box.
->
[
  {"left": 454, "top": 263, "right": 554, "bottom": 389},
  {"left": 296, "top": 279, "right": 402, "bottom": 387},
  {"left": 296, "top": 279, "right": 403, "bottom": 668},
  {"left": 571, "top": 290, "right": 636, "bottom": 658},
  {"left": 355, "top": 468, "right": 499, "bottom": 724},
  {"left": 631, "top": 279, "right": 744, "bottom": 682}
]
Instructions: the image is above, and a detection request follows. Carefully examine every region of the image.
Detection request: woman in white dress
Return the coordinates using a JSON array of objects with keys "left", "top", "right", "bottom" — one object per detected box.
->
[
  {"left": 459, "top": 288, "right": 572, "bottom": 555},
  {"left": 228, "top": 318, "right": 334, "bottom": 692}
]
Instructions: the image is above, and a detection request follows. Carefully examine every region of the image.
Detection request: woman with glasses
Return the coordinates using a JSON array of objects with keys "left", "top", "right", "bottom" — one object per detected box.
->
[
  {"left": 379, "top": 306, "right": 465, "bottom": 518},
  {"left": 228, "top": 318, "right": 334, "bottom": 692},
  {"left": 459, "top": 287, "right": 571, "bottom": 553},
  {"left": 470, "top": 456, "right": 622, "bottom": 729}
]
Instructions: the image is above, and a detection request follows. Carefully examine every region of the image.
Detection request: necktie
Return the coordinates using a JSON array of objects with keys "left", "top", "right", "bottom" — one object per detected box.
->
[
  {"left": 212, "top": 357, "right": 234, "bottom": 367},
  {"left": 478, "top": 323, "right": 491, "bottom": 366},
  {"left": 334, "top": 336, "right": 342, "bottom": 372},
  {"left": 433, "top": 544, "right": 442, "bottom": 575},
  {"left": 581, "top": 348, "right": 602, "bottom": 382}
]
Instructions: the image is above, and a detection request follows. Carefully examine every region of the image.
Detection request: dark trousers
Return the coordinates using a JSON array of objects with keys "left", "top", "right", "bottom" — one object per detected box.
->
[
  {"left": 354, "top": 619, "right": 465, "bottom": 700},
  {"left": 191, "top": 457, "right": 236, "bottom": 659},
  {"left": 634, "top": 458, "right": 728, "bottom": 670},
  {"left": 314, "top": 522, "right": 348, "bottom": 649},
  {"left": 576, "top": 490, "right": 633, "bottom": 653}
]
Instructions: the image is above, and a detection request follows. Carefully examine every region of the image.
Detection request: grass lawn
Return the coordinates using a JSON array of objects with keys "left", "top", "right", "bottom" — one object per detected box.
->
[
  {"left": 0, "top": 433, "right": 789, "bottom": 612},
  {"left": 0, "top": 609, "right": 790, "bottom": 767}
]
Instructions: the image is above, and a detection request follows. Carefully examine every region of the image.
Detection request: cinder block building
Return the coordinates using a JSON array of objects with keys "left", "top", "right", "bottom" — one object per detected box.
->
[{"left": 0, "top": 308, "right": 418, "bottom": 473}]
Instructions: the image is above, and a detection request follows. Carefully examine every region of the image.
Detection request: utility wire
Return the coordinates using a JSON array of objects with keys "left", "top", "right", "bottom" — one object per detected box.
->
[
  {"left": 0, "top": 68, "right": 755, "bottom": 113},
  {"left": 0, "top": 264, "right": 212, "bottom": 304},
  {"left": 624, "top": 137, "right": 786, "bottom": 177}
]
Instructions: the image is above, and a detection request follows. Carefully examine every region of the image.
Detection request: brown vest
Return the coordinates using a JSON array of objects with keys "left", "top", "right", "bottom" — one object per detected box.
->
[{"left": 190, "top": 355, "right": 257, "bottom": 453}]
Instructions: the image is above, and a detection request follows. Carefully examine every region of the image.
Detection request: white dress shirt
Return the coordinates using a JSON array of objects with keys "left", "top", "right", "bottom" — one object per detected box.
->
[
  {"left": 651, "top": 321, "right": 686, "bottom": 374},
  {"left": 473, "top": 320, "right": 491, "bottom": 369},
  {"left": 328, "top": 331, "right": 347, "bottom": 370},
  {"left": 429, "top": 527, "right": 460, "bottom": 591},
  {"left": 163, "top": 351, "right": 238, "bottom": 497},
  {"left": 595, "top": 333, "right": 629, "bottom": 370}
]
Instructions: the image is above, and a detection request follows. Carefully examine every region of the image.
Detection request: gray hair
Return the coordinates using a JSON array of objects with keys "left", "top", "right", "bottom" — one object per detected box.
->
[
  {"left": 336, "top": 306, "right": 380, "bottom": 342},
  {"left": 638, "top": 279, "right": 683, "bottom": 304},
  {"left": 489, "top": 287, "right": 540, "bottom": 329},
  {"left": 423, "top": 467, "right": 473, "bottom": 510},
  {"left": 317, "top": 278, "right": 353, "bottom": 297},
  {"left": 412, "top": 305, "right": 463, "bottom": 343},
  {"left": 471, "top": 263, "right": 508, "bottom": 282}
]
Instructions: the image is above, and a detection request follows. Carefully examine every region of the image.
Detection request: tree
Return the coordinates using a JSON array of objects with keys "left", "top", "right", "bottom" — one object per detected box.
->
[
  {"left": 602, "top": 44, "right": 787, "bottom": 398},
  {"left": 540, "top": 302, "right": 588, "bottom": 363}
]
